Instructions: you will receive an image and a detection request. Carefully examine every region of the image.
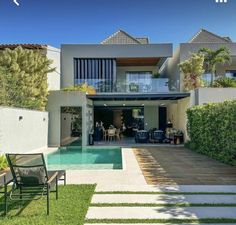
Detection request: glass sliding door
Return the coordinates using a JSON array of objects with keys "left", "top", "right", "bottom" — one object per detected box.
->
[{"left": 126, "top": 71, "right": 152, "bottom": 92}]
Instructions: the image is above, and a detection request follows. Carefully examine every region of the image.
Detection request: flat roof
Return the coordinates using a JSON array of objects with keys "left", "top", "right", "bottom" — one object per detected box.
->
[{"left": 87, "top": 92, "right": 190, "bottom": 101}]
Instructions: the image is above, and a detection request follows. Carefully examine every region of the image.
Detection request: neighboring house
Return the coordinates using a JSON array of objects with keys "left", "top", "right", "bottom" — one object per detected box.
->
[
  {"left": 162, "top": 29, "right": 236, "bottom": 91},
  {"left": 0, "top": 44, "right": 61, "bottom": 90}
]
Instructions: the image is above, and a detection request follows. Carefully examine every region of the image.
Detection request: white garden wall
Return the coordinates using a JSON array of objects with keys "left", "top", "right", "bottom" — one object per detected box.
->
[{"left": 0, "top": 107, "right": 48, "bottom": 154}]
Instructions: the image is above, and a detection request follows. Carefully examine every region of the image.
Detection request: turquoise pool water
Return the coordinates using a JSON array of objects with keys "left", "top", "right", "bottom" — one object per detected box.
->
[{"left": 46, "top": 146, "right": 122, "bottom": 170}]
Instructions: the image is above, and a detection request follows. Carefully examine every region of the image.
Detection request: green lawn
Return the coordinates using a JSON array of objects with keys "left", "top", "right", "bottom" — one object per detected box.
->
[{"left": 0, "top": 184, "right": 96, "bottom": 225}]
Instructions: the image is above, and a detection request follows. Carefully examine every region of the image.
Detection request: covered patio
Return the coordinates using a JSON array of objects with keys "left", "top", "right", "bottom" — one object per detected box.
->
[{"left": 88, "top": 92, "right": 190, "bottom": 146}]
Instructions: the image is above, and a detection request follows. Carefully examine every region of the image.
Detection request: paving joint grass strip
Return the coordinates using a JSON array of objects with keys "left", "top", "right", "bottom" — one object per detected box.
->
[
  {"left": 90, "top": 203, "right": 236, "bottom": 207},
  {"left": 95, "top": 191, "right": 236, "bottom": 195},
  {"left": 85, "top": 218, "right": 236, "bottom": 223}
]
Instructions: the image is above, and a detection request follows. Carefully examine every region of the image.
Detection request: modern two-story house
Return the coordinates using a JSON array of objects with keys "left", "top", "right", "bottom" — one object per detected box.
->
[
  {"left": 46, "top": 29, "right": 236, "bottom": 146},
  {"left": 47, "top": 30, "right": 190, "bottom": 146}
]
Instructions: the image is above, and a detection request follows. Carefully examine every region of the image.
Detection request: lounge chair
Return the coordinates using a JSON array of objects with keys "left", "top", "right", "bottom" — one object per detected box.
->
[
  {"left": 135, "top": 130, "right": 149, "bottom": 143},
  {"left": 5, "top": 153, "right": 66, "bottom": 215},
  {"left": 0, "top": 172, "right": 7, "bottom": 215}
]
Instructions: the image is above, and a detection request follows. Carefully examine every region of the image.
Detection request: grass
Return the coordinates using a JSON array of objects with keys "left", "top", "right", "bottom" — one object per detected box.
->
[
  {"left": 0, "top": 184, "right": 95, "bottom": 225},
  {"left": 91, "top": 203, "right": 236, "bottom": 207},
  {"left": 85, "top": 218, "right": 236, "bottom": 223},
  {"left": 95, "top": 191, "right": 236, "bottom": 195}
]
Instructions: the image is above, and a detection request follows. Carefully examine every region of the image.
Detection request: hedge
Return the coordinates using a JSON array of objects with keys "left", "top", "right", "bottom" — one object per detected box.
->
[{"left": 186, "top": 100, "right": 236, "bottom": 165}]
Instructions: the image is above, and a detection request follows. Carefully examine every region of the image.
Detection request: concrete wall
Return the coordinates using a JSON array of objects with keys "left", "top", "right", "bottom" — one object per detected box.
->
[
  {"left": 166, "top": 97, "right": 191, "bottom": 140},
  {"left": 195, "top": 88, "right": 236, "bottom": 105},
  {"left": 144, "top": 105, "right": 159, "bottom": 130},
  {"left": 0, "top": 107, "right": 48, "bottom": 154},
  {"left": 46, "top": 46, "right": 61, "bottom": 90},
  {"left": 46, "top": 91, "right": 92, "bottom": 146},
  {"left": 161, "top": 46, "right": 181, "bottom": 91},
  {"left": 61, "top": 44, "right": 172, "bottom": 88}
]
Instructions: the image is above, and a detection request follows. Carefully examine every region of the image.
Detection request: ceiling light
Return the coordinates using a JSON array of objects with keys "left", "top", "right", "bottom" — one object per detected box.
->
[{"left": 104, "top": 104, "right": 107, "bottom": 107}]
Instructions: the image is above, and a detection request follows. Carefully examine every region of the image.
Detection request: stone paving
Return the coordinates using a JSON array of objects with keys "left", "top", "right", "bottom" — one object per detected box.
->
[{"left": 86, "top": 206, "right": 236, "bottom": 219}]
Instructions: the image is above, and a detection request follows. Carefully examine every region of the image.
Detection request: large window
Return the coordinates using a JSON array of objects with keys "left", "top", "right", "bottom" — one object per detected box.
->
[{"left": 126, "top": 71, "right": 152, "bottom": 92}]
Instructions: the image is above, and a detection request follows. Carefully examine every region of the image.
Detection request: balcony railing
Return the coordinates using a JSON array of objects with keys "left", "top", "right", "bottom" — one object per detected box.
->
[{"left": 74, "top": 78, "right": 171, "bottom": 93}]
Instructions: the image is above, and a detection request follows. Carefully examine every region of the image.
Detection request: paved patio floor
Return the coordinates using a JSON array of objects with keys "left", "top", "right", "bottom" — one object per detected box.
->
[{"left": 134, "top": 147, "right": 236, "bottom": 185}]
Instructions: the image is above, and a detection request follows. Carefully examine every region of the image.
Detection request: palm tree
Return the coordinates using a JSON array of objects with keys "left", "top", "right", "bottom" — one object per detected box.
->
[{"left": 198, "top": 46, "right": 231, "bottom": 85}]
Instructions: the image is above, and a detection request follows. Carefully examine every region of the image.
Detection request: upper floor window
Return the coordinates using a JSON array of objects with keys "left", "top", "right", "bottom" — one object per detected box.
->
[
  {"left": 126, "top": 71, "right": 152, "bottom": 92},
  {"left": 225, "top": 70, "right": 236, "bottom": 79}
]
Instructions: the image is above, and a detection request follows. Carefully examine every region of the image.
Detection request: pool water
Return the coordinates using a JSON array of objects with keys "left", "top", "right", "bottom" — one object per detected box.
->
[{"left": 46, "top": 146, "right": 122, "bottom": 170}]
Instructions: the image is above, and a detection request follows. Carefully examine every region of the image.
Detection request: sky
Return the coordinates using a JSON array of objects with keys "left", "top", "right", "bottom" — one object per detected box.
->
[{"left": 0, "top": 0, "right": 236, "bottom": 48}]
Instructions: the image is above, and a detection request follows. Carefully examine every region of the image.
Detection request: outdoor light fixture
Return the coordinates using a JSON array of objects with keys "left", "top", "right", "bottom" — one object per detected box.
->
[
  {"left": 19, "top": 116, "right": 23, "bottom": 121},
  {"left": 104, "top": 104, "right": 107, "bottom": 106},
  {"left": 43, "top": 118, "right": 46, "bottom": 121},
  {"left": 123, "top": 104, "right": 126, "bottom": 106},
  {"left": 141, "top": 103, "right": 144, "bottom": 106},
  {"left": 160, "top": 103, "right": 166, "bottom": 106}
]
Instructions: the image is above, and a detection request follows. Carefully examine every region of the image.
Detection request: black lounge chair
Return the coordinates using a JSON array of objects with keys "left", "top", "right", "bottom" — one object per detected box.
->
[
  {"left": 5, "top": 153, "right": 66, "bottom": 215},
  {"left": 135, "top": 130, "right": 149, "bottom": 143},
  {"left": 153, "top": 130, "right": 165, "bottom": 143},
  {"left": 0, "top": 172, "right": 8, "bottom": 215}
]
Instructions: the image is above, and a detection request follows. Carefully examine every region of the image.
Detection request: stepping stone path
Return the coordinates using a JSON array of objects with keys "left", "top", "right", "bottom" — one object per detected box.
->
[{"left": 85, "top": 186, "right": 236, "bottom": 225}]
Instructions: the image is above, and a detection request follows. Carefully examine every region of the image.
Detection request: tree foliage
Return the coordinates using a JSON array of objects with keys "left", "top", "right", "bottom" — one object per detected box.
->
[
  {"left": 198, "top": 46, "right": 231, "bottom": 85},
  {"left": 0, "top": 46, "right": 55, "bottom": 110},
  {"left": 178, "top": 53, "right": 205, "bottom": 91}
]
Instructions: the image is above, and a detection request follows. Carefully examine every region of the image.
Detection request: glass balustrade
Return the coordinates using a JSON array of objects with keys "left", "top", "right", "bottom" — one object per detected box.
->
[{"left": 74, "top": 78, "right": 171, "bottom": 93}]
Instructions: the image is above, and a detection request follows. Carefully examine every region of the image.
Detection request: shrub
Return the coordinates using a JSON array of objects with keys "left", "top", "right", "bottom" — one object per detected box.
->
[
  {"left": 0, "top": 155, "right": 8, "bottom": 171},
  {"left": 187, "top": 100, "right": 236, "bottom": 165},
  {"left": 212, "top": 77, "right": 236, "bottom": 88},
  {"left": 63, "top": 83, "right": 96, "bottom": 94}
]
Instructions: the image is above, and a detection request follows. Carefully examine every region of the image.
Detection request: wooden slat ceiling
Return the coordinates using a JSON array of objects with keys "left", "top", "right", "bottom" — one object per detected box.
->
[{"left": 116, "top": 57, "right": 160, "bottom": 66}]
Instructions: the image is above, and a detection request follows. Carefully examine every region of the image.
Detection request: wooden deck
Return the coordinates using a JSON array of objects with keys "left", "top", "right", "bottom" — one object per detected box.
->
[{"left": 134, "top": 147, "right": 236, "bottom": 185}]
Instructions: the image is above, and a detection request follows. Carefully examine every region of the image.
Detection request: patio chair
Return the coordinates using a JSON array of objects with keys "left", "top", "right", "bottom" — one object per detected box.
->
[
  {"left": 108, "top": 128, "right": 116, "bottom": 141},
  {"left": 0, "top": 172, "right": 7, "bottom": 215},
  {"left": 135, "top": 130, "right": 149, "bottom": 143},
  {"left": 5, "top": 153, "right": 66, "bottom": 215}
]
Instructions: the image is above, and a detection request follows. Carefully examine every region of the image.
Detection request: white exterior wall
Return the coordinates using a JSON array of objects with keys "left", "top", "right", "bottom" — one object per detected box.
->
[
  {"left": 144, "top": 105, "right": 159, "bottom": 130},
  {"left": 0, "top": 107, "right": 48, "bottom": 153},
  {"left": 46, "top": 91, "right": 93, "bottom": 146},
  {"left": 46, "top": 46, "right": 61, "bottom": 90},
  {"left": 195, "top": 88, "right": 236, "bottom": 105}
]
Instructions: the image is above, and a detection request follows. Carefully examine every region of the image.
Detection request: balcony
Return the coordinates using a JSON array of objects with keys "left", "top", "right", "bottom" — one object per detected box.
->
[{"left": 74, "top": 78, "right": 171, "bottom": 93}]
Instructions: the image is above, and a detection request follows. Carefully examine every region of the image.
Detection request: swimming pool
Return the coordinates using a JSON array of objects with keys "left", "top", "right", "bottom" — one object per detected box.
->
[{"left": 46, "top": 146, "right": 122, "bottom": 170}]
